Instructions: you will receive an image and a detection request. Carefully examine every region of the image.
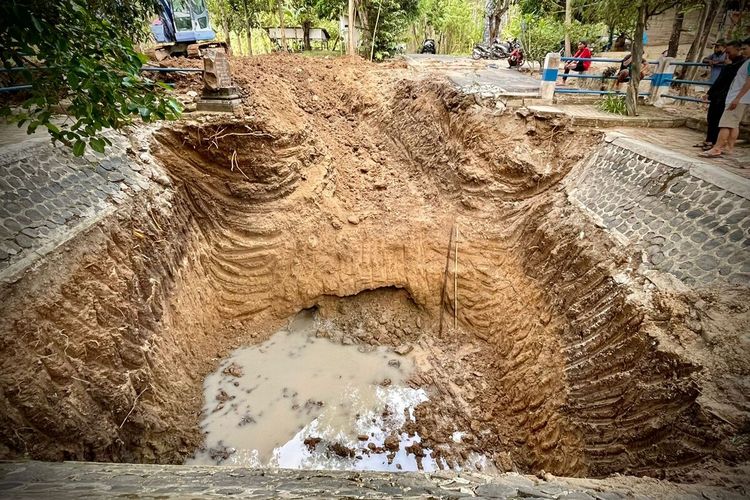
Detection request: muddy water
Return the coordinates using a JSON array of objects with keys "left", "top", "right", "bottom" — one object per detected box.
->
[{"left": 188, "top": 310, "right": 439, "bottom": 471}]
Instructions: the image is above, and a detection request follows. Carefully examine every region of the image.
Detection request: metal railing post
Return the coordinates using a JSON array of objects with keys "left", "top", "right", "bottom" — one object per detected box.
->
[{"left": 541, "top": 52, "right": 560, "bottom": 102}]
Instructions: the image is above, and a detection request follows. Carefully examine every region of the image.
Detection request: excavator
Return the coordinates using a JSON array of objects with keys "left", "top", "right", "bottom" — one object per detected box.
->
[{"left": 150, "top": 0, "right": 227, "bottom": 59}]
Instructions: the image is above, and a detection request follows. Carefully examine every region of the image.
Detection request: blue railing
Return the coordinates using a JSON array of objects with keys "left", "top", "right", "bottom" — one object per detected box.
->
[
  {"left": 657, "top": 60, "right": 712, "bottom": 103},
  {"left": 541, "top": 54, "right": 713, "bottom": 102}
]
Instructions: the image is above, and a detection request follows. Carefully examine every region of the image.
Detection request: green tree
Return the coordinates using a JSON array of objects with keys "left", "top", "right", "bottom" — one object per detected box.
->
[
  {"left": 359, "top": 0, "right": 420, "bottom": 59},
  {"left": 0, "top": 0, "right": 180, "bottom": 156}
]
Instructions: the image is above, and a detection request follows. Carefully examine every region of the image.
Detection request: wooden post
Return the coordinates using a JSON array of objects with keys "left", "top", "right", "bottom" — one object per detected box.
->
[
  {"left": 348, "top": 0, "right": 356, "bottom": 55},
  {"left": 453, "top": 226, "right": 458, "bottom": 329}
]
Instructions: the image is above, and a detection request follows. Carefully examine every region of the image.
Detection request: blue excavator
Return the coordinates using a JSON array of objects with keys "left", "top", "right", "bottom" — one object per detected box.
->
[{"left": 150, "top": 0, "right": 227, "bottom": 59}]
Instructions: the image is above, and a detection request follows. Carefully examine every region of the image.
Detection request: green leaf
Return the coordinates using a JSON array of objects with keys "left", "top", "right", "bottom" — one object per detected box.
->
[
  {"left": 89, "top": 137, "right": 106, "bottom": 153},
  {"left": 73, "top": 140, "right": 86, "bottom": 156}
]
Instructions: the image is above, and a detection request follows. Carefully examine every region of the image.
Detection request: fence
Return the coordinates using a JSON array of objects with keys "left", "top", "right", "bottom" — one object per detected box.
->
[{"left": 540, "top": 52, "right": 713, "bottom": 105}]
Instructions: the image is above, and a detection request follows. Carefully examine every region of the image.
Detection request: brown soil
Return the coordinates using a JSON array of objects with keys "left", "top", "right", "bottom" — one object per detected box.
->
[{"left": 0, "top": 54, "right": 748, "bottom": 489}]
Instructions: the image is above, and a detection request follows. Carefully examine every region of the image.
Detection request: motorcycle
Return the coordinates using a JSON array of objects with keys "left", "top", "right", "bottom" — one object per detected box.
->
[
  {"left": 472, "top": 39, "right": 509, "bottom": 60},
  {"left": 472, "top": 38, "right": 520, "bottom": 60},
  {"left": 420, "top": 39, "right": 436, "bottom": 54}
]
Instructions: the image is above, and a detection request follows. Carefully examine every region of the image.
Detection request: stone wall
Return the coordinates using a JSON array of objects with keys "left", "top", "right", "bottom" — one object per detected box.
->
[{"left": 568, "top": 132, "right": 749, "bottom": 286}]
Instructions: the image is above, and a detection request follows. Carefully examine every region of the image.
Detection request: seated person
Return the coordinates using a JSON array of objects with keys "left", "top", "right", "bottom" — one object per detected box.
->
[
  {"left": 562, "top": 40, "right": 592, "bottom": 84},
  {"left": 616, "top": 53, "right": 649, "bottom": 84}
]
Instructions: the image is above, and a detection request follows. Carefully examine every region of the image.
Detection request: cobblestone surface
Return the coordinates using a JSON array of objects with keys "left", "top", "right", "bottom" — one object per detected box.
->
[
  {"left": 0, "top": 135, "right": 153, "bottom": 275},
  {"left": 570, "top": 133, "right": 750, "bottom": 286},
  {"left": 0, "top": 461, "right": 743, "bottom": 499}
]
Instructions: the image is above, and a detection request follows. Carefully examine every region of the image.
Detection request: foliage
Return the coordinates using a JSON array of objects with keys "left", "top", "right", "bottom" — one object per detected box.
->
[
  {"left": 503, "top": 7, "right": 606, "bottom": 66},
  {"left": 0, "top": 0, "right": 181, "bottom": 156},
  {"left": 361, "top": 0, "right": 421, "bottom": 60},
  {"left": 597, "top": 94, "right": 627, "bottom": 114},
  {"left": 410, "top": 0, "right": 483, "bottom": 54},
  {"left": 85, "top": 0, "right": 160, "bottom": 42}
]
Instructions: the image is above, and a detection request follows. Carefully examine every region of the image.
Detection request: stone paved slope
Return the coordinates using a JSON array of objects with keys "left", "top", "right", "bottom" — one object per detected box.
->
[
  {"left": 0, "top": 461, "right": 745, "bottom": 499},
  {"left": 0, "top": 135, "right": 155, "bottom": 277},
  {"left": 568, "top": 132, "right": 750, "bottom": 286}
]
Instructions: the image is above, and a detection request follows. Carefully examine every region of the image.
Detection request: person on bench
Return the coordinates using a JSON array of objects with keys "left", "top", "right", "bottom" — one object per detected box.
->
[
  {"left": 615, "top": 53, "right": 649, "bottom": 84},
  {"left": 562, "top": 40, "right": 592, "bottom": 84}
]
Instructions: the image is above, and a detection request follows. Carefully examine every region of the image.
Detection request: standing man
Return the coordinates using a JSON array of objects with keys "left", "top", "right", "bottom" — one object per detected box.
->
[
  {"left": 561, "top": 40, "right": 592, "bottom": 84},
  {"left": 701, "top": 38, "right": 750, "bottom": 159},
  {"left": 694, "top": 41, "right": 746, "bottom": 150},
  {"left": 703, "top": 40, "right": 727, "bottom": 83}
]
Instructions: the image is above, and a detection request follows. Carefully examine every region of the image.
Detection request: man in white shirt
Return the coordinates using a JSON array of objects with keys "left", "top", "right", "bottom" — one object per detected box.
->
[{"left": 701, "top": 38, "right": 750, "bottom": 159}]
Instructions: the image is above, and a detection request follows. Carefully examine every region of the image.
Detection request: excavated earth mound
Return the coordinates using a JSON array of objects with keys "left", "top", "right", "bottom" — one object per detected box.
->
[{"left": 0, "top": 55, "right": 748, "bottom": 488}]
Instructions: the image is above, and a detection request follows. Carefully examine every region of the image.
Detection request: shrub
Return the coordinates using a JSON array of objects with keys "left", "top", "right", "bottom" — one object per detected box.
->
[{"left": 597, "top": 94, "right": 627, "bottom": 115}]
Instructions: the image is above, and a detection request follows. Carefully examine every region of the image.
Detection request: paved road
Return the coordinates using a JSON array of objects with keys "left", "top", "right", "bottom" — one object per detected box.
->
[{"left": 404, "top": 54, "right": 541, "bottom": 96}]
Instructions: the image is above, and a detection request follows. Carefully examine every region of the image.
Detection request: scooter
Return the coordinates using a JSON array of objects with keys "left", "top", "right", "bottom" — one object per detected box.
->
[
  {"left": 420, "top": 39, "right": 436, "bottom": 54},
  {"left": 472, "top": 39, "right": 509, "bottom": 60}
]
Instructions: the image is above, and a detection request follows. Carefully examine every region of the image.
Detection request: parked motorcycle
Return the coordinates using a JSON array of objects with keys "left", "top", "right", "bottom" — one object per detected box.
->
[
  {"left": 420, "top": 39, "right": 436, "bottom": 54},
  {"left": 473, "top": 39, "right": 523, "bottom": 67}
]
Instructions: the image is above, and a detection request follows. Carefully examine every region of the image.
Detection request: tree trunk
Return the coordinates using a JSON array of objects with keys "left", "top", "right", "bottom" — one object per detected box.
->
[
  {"left": 564, "top": 0, "right": 572, "bottom": 57},
  {"left": 681, "top": 0, "right": 710, "bottom": 75},
  {"left": 347, "top": 0, "right": 356, "bottom": 55},
  {"left": 686, "top": 0, "right": 723, "bottom": 80},
  {"left": 626, "top": 0, "right": 647, "bottom": 117},
  {"left": 303, "top": 20, "right": 312, "bottom": 51},
  {"left": 667, "top": 5, "right": 684, "bottom": 57},
  {"left": 247, "top": 25, "right": 253, "bottom": 56},
  {"left": 278, "top": 0, "right": 287, "bottom": 51},
  {"left": 219, "top": 1, "right": 232, "bottom": 55}
]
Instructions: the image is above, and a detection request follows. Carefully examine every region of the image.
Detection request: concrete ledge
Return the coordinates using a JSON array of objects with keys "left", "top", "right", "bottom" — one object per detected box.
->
[{"left": 0, "top": 461, "right": 741, "bottom": 499}]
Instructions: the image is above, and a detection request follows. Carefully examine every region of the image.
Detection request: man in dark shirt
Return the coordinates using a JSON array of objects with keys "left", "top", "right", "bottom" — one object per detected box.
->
[{"left": 695, "top": 40, "right": 746, "bottom": 149}]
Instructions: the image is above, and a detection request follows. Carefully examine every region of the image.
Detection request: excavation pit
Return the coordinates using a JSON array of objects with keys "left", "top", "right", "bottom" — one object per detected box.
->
[{"left": 0, "top": 56, "right": 748, "bottom": 489}]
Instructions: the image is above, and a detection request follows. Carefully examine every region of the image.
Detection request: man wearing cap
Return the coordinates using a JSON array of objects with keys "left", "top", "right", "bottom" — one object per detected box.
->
[
  {"left": 694, "top": 40, "right": 746, "bottom": 150},
  {"left": 703, "top": 40, "right": 727, "bottom": 83},
  {"left": 700, "top": 38, "right": 750, "bottom": 159}
]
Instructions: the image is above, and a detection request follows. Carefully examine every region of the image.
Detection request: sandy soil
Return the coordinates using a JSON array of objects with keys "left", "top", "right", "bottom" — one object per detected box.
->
[{"left": 0, "top": 54, "right": 747, "bottom": 493}]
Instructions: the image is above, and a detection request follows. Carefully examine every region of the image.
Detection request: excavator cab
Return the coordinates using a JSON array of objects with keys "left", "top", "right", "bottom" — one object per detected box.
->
[{"left": 151, "top": 0, "right": 223, "bottom": 58}]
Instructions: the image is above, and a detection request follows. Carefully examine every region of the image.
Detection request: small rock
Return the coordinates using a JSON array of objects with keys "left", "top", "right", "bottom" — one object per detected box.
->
[
  {"left": 222, "top": 362, "right": 244, "bottom": 378},
  {"left": 347, "top": 215, "right": 360, "bottom": 225},
  {"left": 383, "top": 433, "right": 400, "bottom": 451},
  {"left": 380, "top": 378, "right": 392, "bottom": 387},
  {"left": 357, "top": 434, "right": 369, "bottom": 441},
  {"left": 187, "top": 90, "right": 198, "bottom": 98},
  {"left": 394, "top": 344, "right": 413, "bottom": 356},
  {"left": 216, "top": 389, "right": 232, "bottom": 402},
  {"left": 331, "top": 219, "right": 343, "bottom": 229},
  {"left": 303, "top": 436, "right": 322, "bottom": 452},
  {"left": 388, "top": 359, "right": 401, "bottom": 368},
  {"left": 329, "top": 442, "right": 355, "bottom": 458}
]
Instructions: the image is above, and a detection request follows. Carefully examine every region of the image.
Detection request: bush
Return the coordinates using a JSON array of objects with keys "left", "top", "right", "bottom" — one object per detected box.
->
[{"left": 597, "top": 94, "right": 627, "bottom": 115}]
